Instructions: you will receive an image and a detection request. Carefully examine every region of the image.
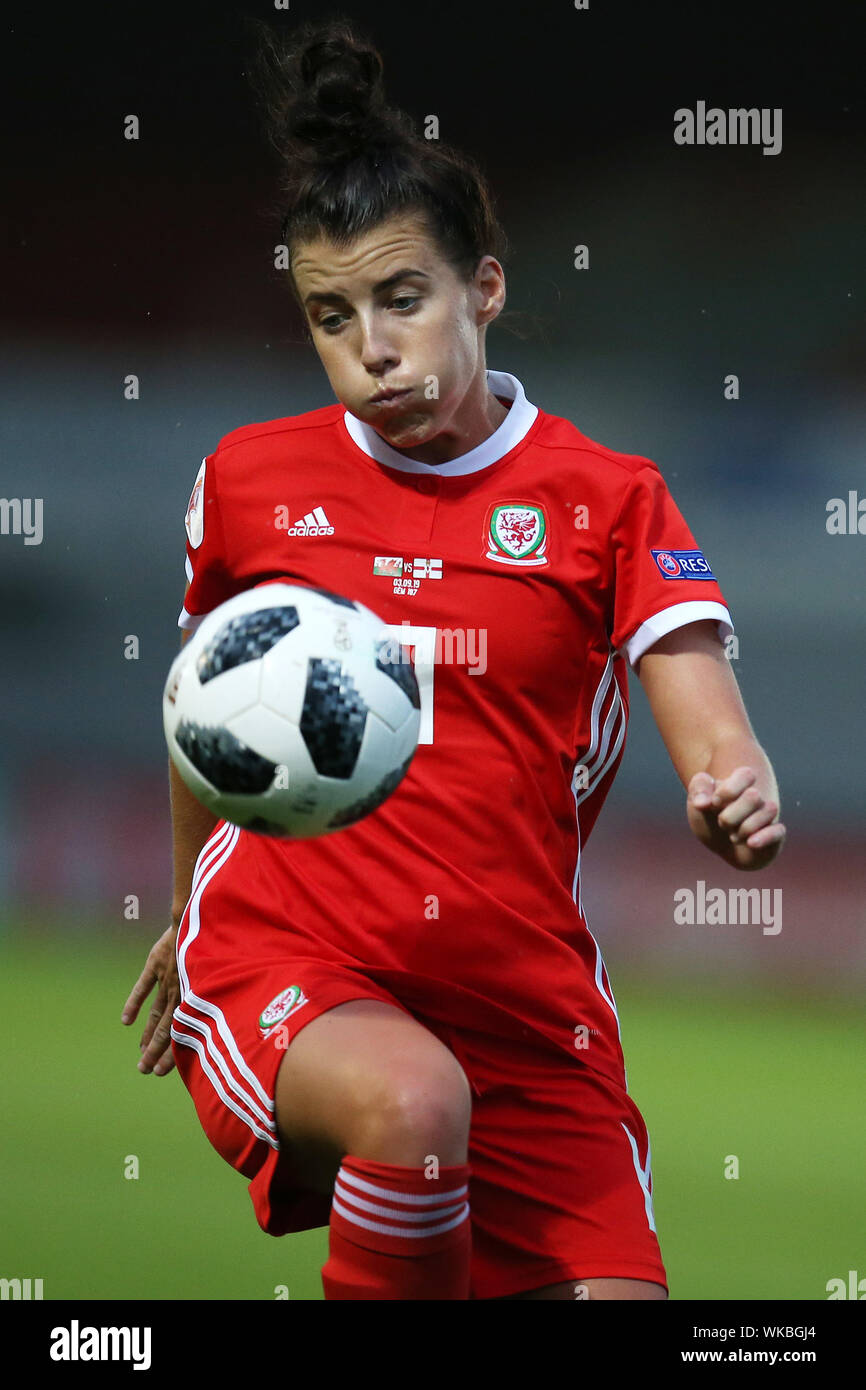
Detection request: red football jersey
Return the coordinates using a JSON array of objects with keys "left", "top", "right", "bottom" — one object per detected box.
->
[{"left": 178, "top": 369, "right": 732, "bottom": 1087}]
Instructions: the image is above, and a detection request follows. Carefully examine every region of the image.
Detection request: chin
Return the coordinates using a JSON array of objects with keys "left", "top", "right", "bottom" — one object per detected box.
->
[
  {"left": 371, "top": 406, "right": 430, "bottom": 436},
  {"left": 379, "top": 419, "right": 432, "bottom": 447}
]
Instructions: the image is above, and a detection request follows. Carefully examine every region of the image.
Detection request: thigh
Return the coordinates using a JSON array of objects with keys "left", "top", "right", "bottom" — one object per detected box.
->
[
  {"left": 274, "top": 998, "right": 473, "bottom": 1189},
  {"left": 172, "top": 825, "right": 472, "bottom": 1231},
  {"left": 430, "top": 1026, "right": 668, "bottom": 1302}
]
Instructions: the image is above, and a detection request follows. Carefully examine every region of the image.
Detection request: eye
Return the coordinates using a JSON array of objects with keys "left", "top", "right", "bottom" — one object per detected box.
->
[{"left": 317, "top": 296, "right": 421, "bottom": 334}]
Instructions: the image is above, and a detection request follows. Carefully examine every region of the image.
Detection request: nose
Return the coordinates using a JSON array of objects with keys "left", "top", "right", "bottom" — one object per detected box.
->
[{"left": 357, "top": 312, "right": 399, "bottom": 375}]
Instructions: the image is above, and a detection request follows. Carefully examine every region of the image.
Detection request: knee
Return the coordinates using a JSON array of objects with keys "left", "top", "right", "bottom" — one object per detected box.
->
[{"left": 348, "top": 1054, "right": 472, "bottom": 1167}]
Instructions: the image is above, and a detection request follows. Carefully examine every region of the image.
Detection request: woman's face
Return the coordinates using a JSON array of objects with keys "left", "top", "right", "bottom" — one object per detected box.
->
[{"left": 290, "top": 210, "right": 505, "bottom": 460}]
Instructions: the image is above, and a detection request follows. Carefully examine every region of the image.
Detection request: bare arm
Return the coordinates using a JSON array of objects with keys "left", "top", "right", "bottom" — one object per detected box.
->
[
  {"left": 636, "top": 619, "right": 785, "bottom": 871},
  {"left": 168, "top": 727, "right": 220, "bottom": 926},
  {"left": 122, "top": 592, "right": 219, "bottom": 1074}
]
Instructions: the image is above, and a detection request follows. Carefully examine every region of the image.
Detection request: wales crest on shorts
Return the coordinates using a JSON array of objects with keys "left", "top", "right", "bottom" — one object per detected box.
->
[
  {"left": 257, "top": 984, "right": 309, "bottom": 1038},
  {"left": 484, "top": 501, "right": 548, "bottom": 566}
]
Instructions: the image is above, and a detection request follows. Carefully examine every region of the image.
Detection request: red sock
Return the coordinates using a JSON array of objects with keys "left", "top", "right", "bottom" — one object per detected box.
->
[{"left": 321, "top": 1154, "right": 472, "bottom": 1300}]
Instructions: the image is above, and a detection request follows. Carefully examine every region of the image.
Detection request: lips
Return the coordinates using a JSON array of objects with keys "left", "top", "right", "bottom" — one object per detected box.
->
[{"left": 369, "top": 388, "right": 411, "bottom": 404}]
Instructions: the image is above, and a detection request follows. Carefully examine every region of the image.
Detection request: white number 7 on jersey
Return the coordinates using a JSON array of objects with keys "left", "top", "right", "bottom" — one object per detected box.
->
[{"left": 380, "top": 624, "right": 436, "bottom": 745}]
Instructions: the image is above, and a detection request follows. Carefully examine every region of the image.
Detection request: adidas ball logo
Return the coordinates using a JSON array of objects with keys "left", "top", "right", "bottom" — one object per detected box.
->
[{"left": 287, "top": 506, "right": 334, "bottom": 537}]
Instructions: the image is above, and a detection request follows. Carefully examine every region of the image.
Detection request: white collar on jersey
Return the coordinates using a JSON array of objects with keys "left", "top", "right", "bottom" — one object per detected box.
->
[{"left": 341, "top": 369, "right": 539, "bottom": 477}]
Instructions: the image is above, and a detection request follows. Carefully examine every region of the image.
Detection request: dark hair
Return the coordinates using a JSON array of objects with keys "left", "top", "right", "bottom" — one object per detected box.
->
[{"left": 246, "top": 14, "right": 534, "bottom": 336}]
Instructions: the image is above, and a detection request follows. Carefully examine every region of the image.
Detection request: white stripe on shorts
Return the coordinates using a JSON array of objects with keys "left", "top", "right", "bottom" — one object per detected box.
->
[{"left": 174, "top": 821, "right": 279, "bottom": 1142}]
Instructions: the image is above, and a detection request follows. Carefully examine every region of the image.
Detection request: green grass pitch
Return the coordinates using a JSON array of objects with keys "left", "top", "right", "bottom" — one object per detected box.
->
[{"left": 1, "top": 932, "right": 862, "bottom": 1300}]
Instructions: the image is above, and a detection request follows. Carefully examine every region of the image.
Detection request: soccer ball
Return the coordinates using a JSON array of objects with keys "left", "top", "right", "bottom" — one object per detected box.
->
[{"left": 163, "top": 583, "right": 421, "bottom": 838}]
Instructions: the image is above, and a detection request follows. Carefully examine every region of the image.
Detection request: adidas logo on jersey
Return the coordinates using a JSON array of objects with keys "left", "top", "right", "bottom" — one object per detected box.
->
[{"left": 286, "top": 506, "right": 334, "bottom": 537}]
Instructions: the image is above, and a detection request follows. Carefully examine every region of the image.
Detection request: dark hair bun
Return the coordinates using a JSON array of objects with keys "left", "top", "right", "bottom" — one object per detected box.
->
[{"left": 259, "top": 19, "right": 395, "bottom": 166}]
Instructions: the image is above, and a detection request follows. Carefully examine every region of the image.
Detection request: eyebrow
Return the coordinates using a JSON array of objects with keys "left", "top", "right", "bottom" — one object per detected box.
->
[{"left": 303, "top": 268, "right": 431, "bottom": 308}]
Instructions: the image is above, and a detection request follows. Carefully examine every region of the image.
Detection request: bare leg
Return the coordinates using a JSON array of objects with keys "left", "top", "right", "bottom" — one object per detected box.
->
[{"left": 273, "top": 999, "right": 472, "bottom": 1190}]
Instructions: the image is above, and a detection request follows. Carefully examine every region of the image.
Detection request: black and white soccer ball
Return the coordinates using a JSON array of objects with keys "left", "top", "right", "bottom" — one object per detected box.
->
[{"left": 163, "top": 583, "right": 420, "bottom": 837}]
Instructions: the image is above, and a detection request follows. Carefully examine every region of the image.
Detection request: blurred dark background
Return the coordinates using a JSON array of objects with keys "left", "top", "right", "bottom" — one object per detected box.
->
[{"left": 1, "top": 0, "right": 863, "bottom": 987}]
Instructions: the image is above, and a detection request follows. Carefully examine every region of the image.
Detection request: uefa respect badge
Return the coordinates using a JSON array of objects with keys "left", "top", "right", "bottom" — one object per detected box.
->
[
  {"left": 650, "top": 548, "right": 716, "bottom": 580},
  {"left": 484, "top": 500, "right": 548, "bottom": 566},
  {"left": 257, "top": 985, "right": 309, "bottom": 1038}
]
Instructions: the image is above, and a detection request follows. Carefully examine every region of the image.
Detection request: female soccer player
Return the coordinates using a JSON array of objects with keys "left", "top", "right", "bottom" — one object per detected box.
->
[{"left": 122, "top": 18, "right": 785, "bottom": 1300}]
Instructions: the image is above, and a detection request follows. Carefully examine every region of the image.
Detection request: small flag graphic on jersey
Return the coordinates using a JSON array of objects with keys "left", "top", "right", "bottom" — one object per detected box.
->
[
  {"left": 651, "top": 548, "right": 716, "bottom": 580},
  {"left": 484, "top": 501, "right": 548, "bottom": 566},
  {"left": 374, "top": 557, "right": 404, "bottom": 577},
  {"left": 287, "top": 506, "right": 334, "bottom": 537},
  {"left": 411, "top": 558, "right": 442, "bottom": 579},
  {"left": 184, "top": 459, "right": 206, "bottom": 549}
]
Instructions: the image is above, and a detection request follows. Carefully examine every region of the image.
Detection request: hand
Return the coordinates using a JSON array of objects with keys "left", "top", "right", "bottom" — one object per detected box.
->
[
  {"left": 687, "top": 766, "right": 786, "bottom": 871},
  {"left": 121, "top": 924, "right": 181, "bottom": 1076}
]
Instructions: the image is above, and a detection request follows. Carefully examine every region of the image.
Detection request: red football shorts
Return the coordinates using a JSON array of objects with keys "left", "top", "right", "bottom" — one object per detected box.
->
[{"left": 171, "top": 822, "right": 667, "bottom": 1300}]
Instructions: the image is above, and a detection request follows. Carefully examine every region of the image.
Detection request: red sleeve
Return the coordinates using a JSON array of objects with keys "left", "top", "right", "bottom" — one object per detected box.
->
[
  {"left": 609, "top": 463, "right": 734, "bottom": 667},
  {"left": 177, "top": 451, "right": 234, "bottom": 631}
]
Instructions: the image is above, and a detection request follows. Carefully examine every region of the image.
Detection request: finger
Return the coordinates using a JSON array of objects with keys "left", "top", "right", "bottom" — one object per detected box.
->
[
  {"left": 139, "top": 989, "right": 167, "bottom": 1051},
  {"left": 728, "top": 801, "right": 779, "bottom": 843},
  {"left": 689, "top": 773, "right": 716, "bottom": 809},
  {"left": 711, "top": 766, "right": 757, "bottom": 807},
  {"left": 152, "top": 1043, "right": 177, "bottom": 1078},
  {"left": 744, "top": 822, "right": 786, "bottom": 849},
  {"left": 121, "top": 960, "right": 158, "bottom": 1024},
  {"left": 139, "top": 1014, "right": 176, "bottom": 1073},
  {"left": 717, "top": 785, "right": 765, "bottom": 833}
]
